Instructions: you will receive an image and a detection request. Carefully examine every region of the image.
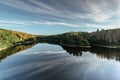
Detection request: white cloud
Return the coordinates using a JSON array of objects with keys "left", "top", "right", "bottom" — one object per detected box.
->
[
  {"left": 0, "top": 20, "right": 27, "bottom": 25},
  {"left": 86, "top": 23, "right": 120, "bottom": 29},
  {"left": 33, "top": 21, "right": 78, "bottom": 27},
  {"left": 0, "top": 19, "right": 78, "bottom": 27},
  {"left": 87, "top": 10, "right": 111, "bottom": 23},
  {"left": 0, "top": 0, "right": 67, "bottom": 19},
  {"left": 1, "top": 0, "right": 120, "bottom": 29},
  {"left": 86, "top": 24, "right": 112, "bottom": 29},
  {"left": 0, "top": 0, "right": 117, "bottom": 23}
]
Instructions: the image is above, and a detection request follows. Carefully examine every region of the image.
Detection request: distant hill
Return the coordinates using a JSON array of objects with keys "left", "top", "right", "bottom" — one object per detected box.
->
[{"left": 0, "top": 28, "right": 35, "bottom": 50}]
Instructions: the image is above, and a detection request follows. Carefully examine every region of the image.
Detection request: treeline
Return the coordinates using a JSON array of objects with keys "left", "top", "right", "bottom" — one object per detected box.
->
[
  {"left": 0, "top": 28, "right": 35, "bottom": 49},
  {"left": 1, "top": 28, "right": 120, "bottom": 49},
  {"left": 37, "top": 32, "right": 90, "bottom": 46},
  {"left": 37, "top": 28, "right": 120, "bottom": 47},
  {"left": 90, "top": 29, "right": 120, "bottom": 46}
]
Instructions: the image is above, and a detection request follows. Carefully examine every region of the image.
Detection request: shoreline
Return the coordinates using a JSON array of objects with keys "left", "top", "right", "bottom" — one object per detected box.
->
[
  {"left": 60, "top": 43, "right": 120, "bottom": 49},
  {"left": 91, "top": 45, "right": 120, "bottom": 49},
  {"left": 1, "top": 42, "right": 120, "bottom": 51},
  {"left": 0, "top": 41, "right": 36, "bottom": 51},
  {"left": 60, "top": 43, "right": 91, "bottom": 48},
  {"left": 0, "top": 47, "right": 8, "bottom": 51}
]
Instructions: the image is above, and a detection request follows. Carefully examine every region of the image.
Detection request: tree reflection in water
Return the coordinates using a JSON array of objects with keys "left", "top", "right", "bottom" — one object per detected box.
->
[
  {"left": 1, "top": 43, "right": 120, "bottom": 62},
  {"left": 0, "top": 43, "right": 36, "bottom": 61},
  {"left": 61, "top": 45, "right": 120, "bottom": 61}
]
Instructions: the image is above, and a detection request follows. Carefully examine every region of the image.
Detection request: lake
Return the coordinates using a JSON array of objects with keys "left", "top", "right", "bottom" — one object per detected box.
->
[{"left": 0, "top": 43, "right": 120, "bottom": 80}]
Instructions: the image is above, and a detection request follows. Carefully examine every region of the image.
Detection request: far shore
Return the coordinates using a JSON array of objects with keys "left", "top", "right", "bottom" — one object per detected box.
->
[
  {"left": 60, "top": 43, "right": 120, "bottom": 49},
  {"left": 91, "top": 45, "right": 120, "bottom": 49},
  {"left": 1, "top": 42, "right": 120, "bottom": 51},
  {"left": 60, "top": 43, "right": 91, "bottom": 48}
]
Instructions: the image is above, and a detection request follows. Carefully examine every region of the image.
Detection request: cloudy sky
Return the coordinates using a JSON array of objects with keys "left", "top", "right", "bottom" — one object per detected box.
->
[{"left": 0, "top": 0, "right": 120, "bottom": 34}]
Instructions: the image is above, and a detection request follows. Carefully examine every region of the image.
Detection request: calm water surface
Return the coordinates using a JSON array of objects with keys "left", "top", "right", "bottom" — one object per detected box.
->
[{"left": 0, "top": 43, "right": 120, "bottom": 80}]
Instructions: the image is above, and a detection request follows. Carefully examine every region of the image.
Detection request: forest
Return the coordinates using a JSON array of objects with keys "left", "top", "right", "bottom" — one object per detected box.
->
[
  {"left": 37, "top": 28, "right": 120, "bottom": 47},
  {"left": 1, "top": 28, "right": 120, "bottom": 50},
  {"left": 37, "top": 32, "right": 90, "bottom": 46},
  {"left": 90, "top": 29, "right": 120, "bottom": 46}
]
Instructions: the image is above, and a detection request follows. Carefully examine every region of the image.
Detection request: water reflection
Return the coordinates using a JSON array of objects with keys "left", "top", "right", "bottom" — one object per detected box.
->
[
  {"left": 61, "top": 45, "right": 120, "bottom": 61},
  {"left": 1, "top": 43, "right": 120, "bottom": 62},
  {"left": 0, "top": 44, "right": 36, "bottom": 61},
  {"left": 0, "top": 43, "right": 120, "bottom": 80}
]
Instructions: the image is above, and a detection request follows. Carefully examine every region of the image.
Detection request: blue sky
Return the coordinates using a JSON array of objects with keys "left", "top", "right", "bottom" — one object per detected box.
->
[{"left": 0, "top": 0, "right": 120, "bottom": 35}]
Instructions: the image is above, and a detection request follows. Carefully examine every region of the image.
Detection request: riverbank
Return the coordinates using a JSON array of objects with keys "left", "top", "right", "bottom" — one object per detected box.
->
[
  {"left": 0, "top": 47, "right": 8, "bottom": 51},
  {"left": 91, "top": 45, "right": 120, "bottom": 49},
  {"left": 60, "top": 43, "right": 91, "bottom": 48},
  {"left": 0, "top": 40, "right": 36, "bottom": 51},
  {"left": 60, "top": 43, "right": 120, "bottom": 49}
]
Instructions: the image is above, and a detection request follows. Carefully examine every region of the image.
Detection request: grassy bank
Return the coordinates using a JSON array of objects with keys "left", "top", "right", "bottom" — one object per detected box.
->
[{"left": 0, "top": 28, "right": 36, "bottom": 50}]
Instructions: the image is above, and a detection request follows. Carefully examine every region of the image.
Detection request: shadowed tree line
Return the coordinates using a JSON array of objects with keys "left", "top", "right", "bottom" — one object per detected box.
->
[
  {"left": 37, "top": 28, "right": 120, "bottom": 47},
  {"left": 90, "top": 28, "right": 120, "bottom": 46},
  {"left": 37, "top": 32, "right": 90, "bottom": 46}
]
